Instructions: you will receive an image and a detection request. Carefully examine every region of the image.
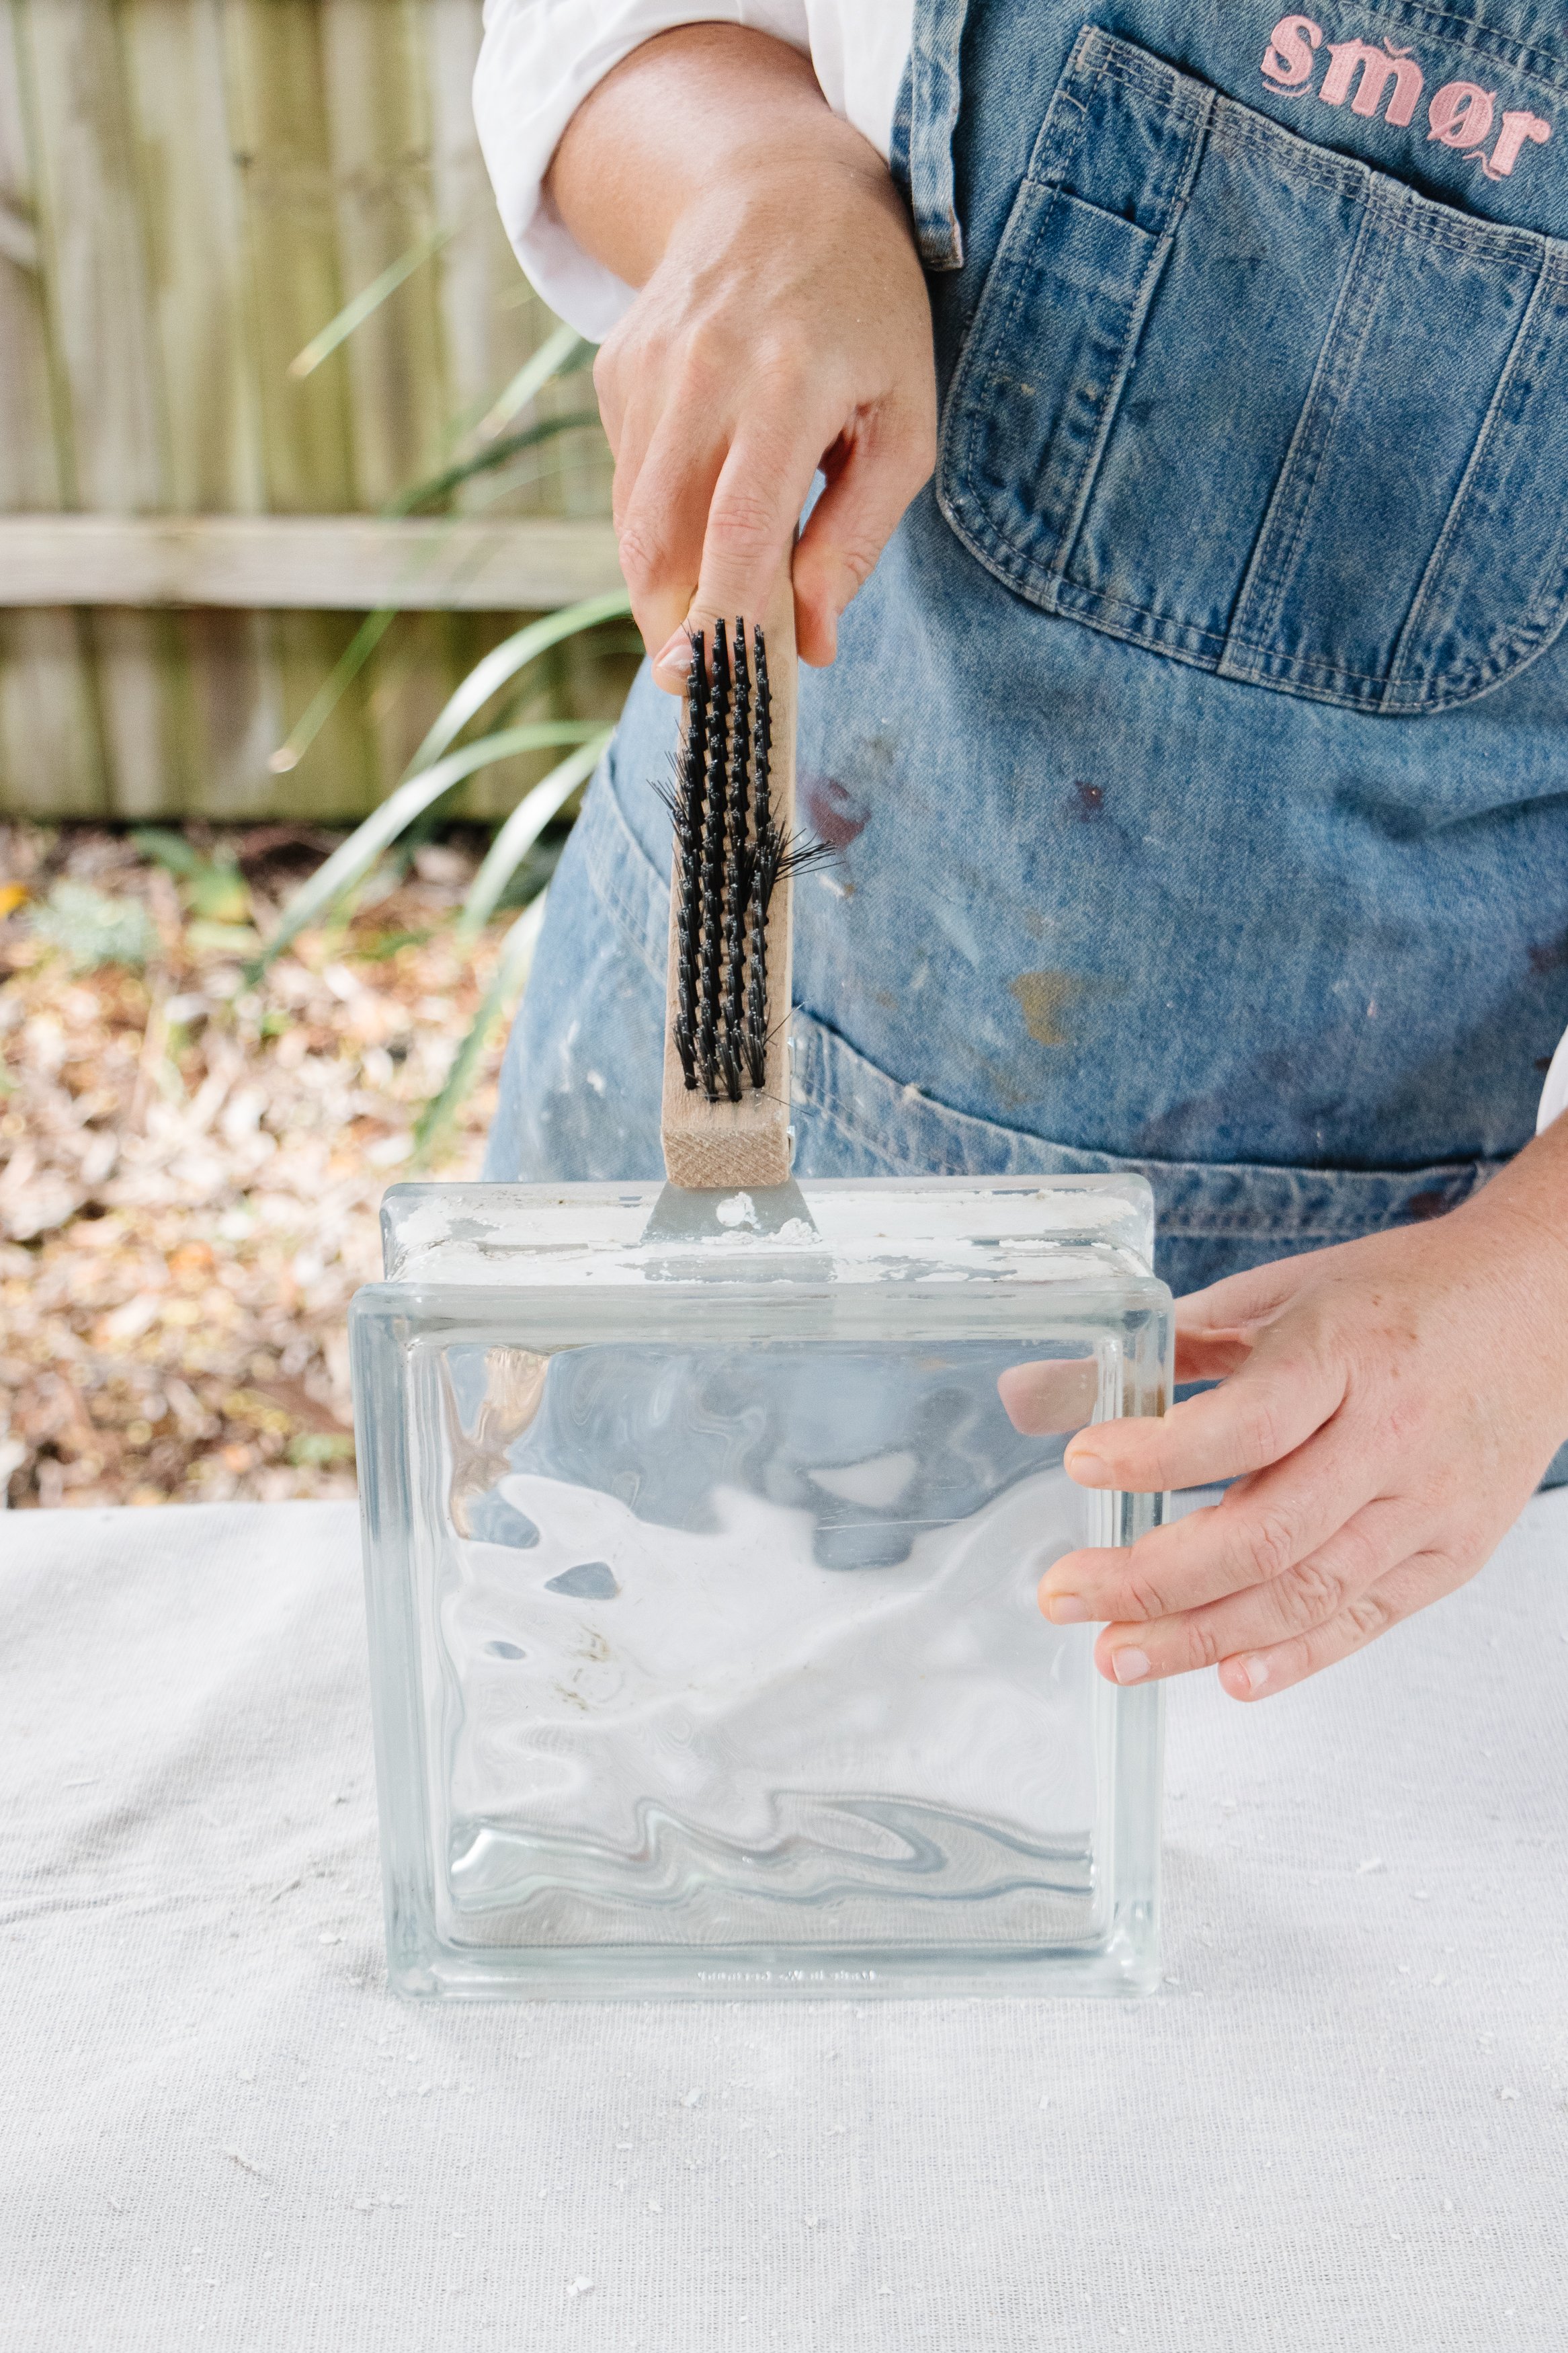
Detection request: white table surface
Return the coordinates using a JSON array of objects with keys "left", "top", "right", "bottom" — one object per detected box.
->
[{"left": 4, "top": 1492, "right": 1567, "bottom": 2352}]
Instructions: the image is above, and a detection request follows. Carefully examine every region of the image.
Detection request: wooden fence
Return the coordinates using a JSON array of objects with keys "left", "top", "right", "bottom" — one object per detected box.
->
[{"left": 0, "top": 0, "right": 628, "bottom": 824}]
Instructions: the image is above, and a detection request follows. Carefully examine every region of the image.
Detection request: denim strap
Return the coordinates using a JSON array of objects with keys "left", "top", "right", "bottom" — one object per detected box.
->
[{"left": 904, "top": 0, "right": 971, "bottom": 272}]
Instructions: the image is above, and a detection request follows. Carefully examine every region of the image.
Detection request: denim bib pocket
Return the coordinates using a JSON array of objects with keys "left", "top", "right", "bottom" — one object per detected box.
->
[{"left": 938, "top": 24, "right": 1568, "bottom": 714}]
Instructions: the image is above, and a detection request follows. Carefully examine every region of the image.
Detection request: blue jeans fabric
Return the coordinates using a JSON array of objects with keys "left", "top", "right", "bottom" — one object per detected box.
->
[{"left": 489, "top": 3, "right": 1568, "bottom": 1378}]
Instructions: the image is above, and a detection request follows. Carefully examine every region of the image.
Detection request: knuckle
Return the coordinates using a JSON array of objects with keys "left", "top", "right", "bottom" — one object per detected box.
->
[
  {"left": 677, "top": 329, "right": 731, "bottom": 399},
  {"left": 1327, "top": 1516, "right": 1384, "bottom": 1589},
  {"left": 1122, "top": 1569, "right": 1173, "bottom": 1624},
  {"left": 1235, "top": 1394, "right": 1286, "bottom": 1465},
  {"left": 1344, "top": 1590, "right": 1395, "bottom": 1648},
  {"left": 613, "top": 518, "right": 670, "bottom": 594},
  {"left": 833, "top": 534, "right": 883, "bottom": 594},
  {"left": 706, "top": 485, "right": 781, "bottom": 566},
  {"left": 1185, "top": 1618, "right": 1223, "bottom": 1671},
  {"left": 1278, "top": 1556, "right": 1347, "bottom": 1632},
  {"left": 1238, "top": 1506, "right": 1297, "bottom": 1587},
  {"left": 751, "top": 333, "right": 811, "bottom": 393}
]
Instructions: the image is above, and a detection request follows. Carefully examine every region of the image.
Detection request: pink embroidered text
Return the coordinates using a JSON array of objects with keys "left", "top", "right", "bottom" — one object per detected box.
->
[{"left": 1260, "top": 15, "right": 1555, "bottom": 182}]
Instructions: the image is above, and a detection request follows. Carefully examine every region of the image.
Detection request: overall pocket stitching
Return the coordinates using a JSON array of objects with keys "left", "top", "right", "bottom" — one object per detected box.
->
[
  {"left": 1053, "top": 575, "right": 1226, "bottom": 659},
  {"left": 1377, "top": 0, "right": 1568, "bottom": 97},
  {"left": 1391, "top": 260, "right": 1568, "bottom": 702},
  {"left": 1224, "top": 194, "right": 1392, "bottom": 661},
  {"left": 1388, "top": 241, "right": 1552, "bottom": 692},
  {"left": 1042, "top": 39, "right": 1215, "bottom": 210},
  {"left": 1207, "top": 99, "right": 1552, "bottom": 264},
  {"left": 947, "top": 36, "right": 1123, "bottom": 536},
  {"left": 948, "top": 189, "right": 1065, "bottom": 546},
  {"left": 941, "top": 34, "right": 1210, "bottom": 606},
  {"left": 1027, "top": 22, "right": 1111, "bottom": 188},
  {"left": 1052, "top": 217, "right": 1181, "bottom": 594}
]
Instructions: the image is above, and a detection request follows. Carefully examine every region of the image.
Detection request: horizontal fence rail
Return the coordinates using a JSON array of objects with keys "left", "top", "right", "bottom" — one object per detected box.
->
[{"left": 0, "top": 518, "right": 626, "bottom": 610}]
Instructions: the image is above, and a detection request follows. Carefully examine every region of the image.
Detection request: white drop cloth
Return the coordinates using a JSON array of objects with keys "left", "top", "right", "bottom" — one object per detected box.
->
[{"left": 4, "top": 1492, "right": 1567, "bottom": 2350}]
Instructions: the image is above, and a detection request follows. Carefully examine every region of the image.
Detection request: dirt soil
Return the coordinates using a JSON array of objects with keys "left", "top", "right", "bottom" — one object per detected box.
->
[{"left": 0, "top": 822, "right": 525, "bottom": 1509}]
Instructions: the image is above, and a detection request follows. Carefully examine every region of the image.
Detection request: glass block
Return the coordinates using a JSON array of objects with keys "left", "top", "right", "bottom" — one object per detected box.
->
[{"left": 351, "top": 1176, "right": 1171, "bottom": 2000}]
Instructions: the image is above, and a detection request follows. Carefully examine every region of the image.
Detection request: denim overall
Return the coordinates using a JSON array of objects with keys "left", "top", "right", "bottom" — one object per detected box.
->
[{"left": 489, "top": 1, "right": 1568, "bottom": 1336}]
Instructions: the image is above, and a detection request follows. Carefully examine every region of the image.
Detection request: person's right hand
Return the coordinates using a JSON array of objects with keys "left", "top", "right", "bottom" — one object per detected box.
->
[{"left": 549, "top": 29, "right": 937, "bottom": 687}]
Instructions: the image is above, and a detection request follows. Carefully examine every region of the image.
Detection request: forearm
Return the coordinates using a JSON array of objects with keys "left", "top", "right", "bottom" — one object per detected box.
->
[
  {"left": 548, "top": 25, "right": 899, "bottom": 289},
  {"left": 1457, "top": 1101, "right": 1568, "bottom": 1348}
]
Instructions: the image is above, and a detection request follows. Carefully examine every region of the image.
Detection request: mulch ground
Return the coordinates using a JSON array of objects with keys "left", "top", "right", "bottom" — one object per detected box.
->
[{"left": 0, "top": 821, "right": 526, "bottom": 1509}]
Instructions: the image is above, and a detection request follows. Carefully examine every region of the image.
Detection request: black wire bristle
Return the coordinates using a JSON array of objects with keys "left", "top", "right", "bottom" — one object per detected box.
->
[
  {"left": 723, "top": 621, "right": 753, "bottom": 1060},
  {"left": 696, "top": 621, "right": 731, "bottom": 1099},
  {"left": 670, "top": 633, "right": 708, "bottom": 1090},
  {"left": 663, "top": 615, "right": 818, "bottom": 1106},
  {"left": 743, "top": 625, "right": 776, "bottom": 1088}
]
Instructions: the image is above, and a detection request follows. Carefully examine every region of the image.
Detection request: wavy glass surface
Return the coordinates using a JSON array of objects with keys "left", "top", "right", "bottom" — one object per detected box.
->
[{"left": 354, "top": 1180, "right": 1170, "bottom": 1999}]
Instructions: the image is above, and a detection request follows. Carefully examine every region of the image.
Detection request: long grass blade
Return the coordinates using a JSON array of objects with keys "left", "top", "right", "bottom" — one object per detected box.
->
[
  {"left": 289, "top": 223, "right": 454, "bottom": 378},
  {"left": 267, "top": 607, "right": 398, "bottom": 774},
  {"left": 414, "top": 889, "right": 550, "bottom": 1158},
  {"left": 407, "top": 588, "right": 631, "bottom": 779},
  {"left": 457, "top": 733, "right": 610, "bottom": 939},
  {"left": 386, "top": 410, "right": 600, "bottom": 520},
  {"left": 474, "top": 322, "right": 587, "bottom": 442},
  {"left": 250, "top": 723, "right": 601, "bottom": 974}
]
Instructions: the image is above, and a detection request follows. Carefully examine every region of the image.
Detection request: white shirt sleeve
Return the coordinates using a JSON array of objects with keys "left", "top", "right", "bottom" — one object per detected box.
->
[
  {"left": 473, "top": 0, "right": 913, "bottom": 339},
  {"left": 1538, "top": 1028, "right": 1568, "bottom": 1134}
]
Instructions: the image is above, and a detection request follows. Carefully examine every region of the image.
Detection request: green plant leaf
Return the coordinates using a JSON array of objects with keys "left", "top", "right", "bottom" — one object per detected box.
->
[
  {"left": 386, "top": 410, "right": 601, "bottom": 519},
  {"left": 414, "top": 889, "right": 550, "bottom": 1159},
  {"left": 249, "top": 721, "right": 603, "bottom": 975},
  {"left": 186, "top": 867, "right": 251, "bottom": 924},
  {"left": 407, "top": 589, "right": 632, "bottom": 782},
  {"left": 458, "top": 733, "right": 610, "bottom": 939},
  {"left": 474, "top": 321, "right": 588, "bottom": 442},
  {"left": 286, "top": 1431, "right": 355, "bottom": 1467},
  {"left": 32, "top": 883, "right": 159, "bottom": 972},
  {"left": 267, "top": 607, "right": 398, "bottom": 775},
  {"left": 288, "top": 222, "right": 454, "bottom": 379},
  {"left": 130, "top": 827, "right": 201, "bottom": 877},
  {"left": 132, "top": 828, "right": 250, "bottom": 922}
]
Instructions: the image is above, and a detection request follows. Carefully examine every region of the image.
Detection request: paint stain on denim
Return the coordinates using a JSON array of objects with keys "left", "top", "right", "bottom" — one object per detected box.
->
[
  {"left": 800, "top": 774, "right": 871, "bottom": 849},
  {"left": 1072, "top": 781, "right": 1105, "bottom": 820},
  {"left": 1009, "top": 970, "right": 1081, "bottom": 1047}
]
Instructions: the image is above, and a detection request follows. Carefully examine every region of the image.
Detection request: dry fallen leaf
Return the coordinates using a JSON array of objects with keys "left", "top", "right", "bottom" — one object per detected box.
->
[{"left": 0, "top": 820, "right": 520, "bottom": 1509}]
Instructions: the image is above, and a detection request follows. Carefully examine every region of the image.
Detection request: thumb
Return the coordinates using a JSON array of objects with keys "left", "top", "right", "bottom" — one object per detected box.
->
[
  {"left": 1173, "top": 1261, "right": 1313, "bottom": 1385},
  {"left": 790, "top": 399, "right": 934, "bottom": 664}
]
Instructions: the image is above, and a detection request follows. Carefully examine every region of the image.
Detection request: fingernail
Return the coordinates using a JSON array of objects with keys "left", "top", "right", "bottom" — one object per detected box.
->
[
  {"left": 1044, "top": 1594, "right": 1089, "bottom": 1625},
  {"left": 1241, "top": 1654, "right": 1270, "bottom": 1693},
  {"left": 1112, "top": 1648, "right": 1151, "bottom": 1685},
  {"left": 1065, "top": 1444, "right": 1106, "bottom": 1482},
  {"left": 653, "top": 628, "right": 692, "bottom": 678}
]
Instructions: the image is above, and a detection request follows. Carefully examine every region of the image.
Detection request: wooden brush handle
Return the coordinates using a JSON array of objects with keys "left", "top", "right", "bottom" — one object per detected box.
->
[{"left": 660, "top": 570, "right": 798, "bottom": 1192}]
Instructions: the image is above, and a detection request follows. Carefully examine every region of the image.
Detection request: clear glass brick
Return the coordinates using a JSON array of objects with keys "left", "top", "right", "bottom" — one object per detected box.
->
[{"left": 351, "top": 1176, "right": 1171, "bottom": 1999}]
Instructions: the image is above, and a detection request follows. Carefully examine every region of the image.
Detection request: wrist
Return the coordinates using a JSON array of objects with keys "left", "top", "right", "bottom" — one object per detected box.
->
[
  {"left": 660, "top": 134, "right": 911, "bottom": 278},
  {"left": 1452, "top": 1125, "right": 1568, "bottom": 1382},
  {"left": 550, "top": 24, "right": 895, "bottom": 288}
]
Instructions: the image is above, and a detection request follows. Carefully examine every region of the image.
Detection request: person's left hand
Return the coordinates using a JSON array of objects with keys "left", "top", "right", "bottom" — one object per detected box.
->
[{"left": 1030, "top": 1132, "right": 1568, "bottom": 1701}]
